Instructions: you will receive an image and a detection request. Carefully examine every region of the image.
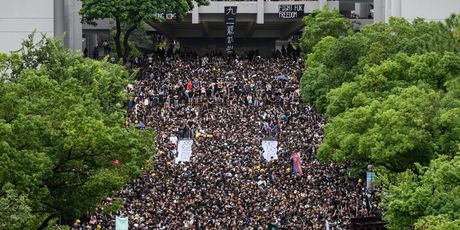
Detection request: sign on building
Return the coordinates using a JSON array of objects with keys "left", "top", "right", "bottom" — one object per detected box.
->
[
  {"left": 279, "top": 4, "right": 305, "bottom": 19},
  {"left": 224, "top": 6, "right": 237, "bottom": 55}
]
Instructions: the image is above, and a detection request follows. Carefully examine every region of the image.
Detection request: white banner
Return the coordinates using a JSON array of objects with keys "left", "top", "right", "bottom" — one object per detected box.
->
[
  {"left": 115, "top": 216, "right": 128, "bottom": 230},
  {"left": 175, "top": 139, "right": 193, "bottom": 163},
  {"left": 262, "top": 140, "right": 278, "bottom": 161}
]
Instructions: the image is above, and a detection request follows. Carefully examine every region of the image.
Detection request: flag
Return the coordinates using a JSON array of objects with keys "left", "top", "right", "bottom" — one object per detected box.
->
[
  {"left": 115, "top": 216, "right": 128, "bottom": 230},
  {"left": 366, "top": 172, "right": 376, "bottom": 191},
  {"left": 291, "top": 152, "right": 302, "bottom": 175}
]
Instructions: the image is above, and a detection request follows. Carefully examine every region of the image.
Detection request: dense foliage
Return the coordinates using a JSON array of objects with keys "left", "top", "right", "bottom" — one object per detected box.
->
[
  {"left": 80, "top": 0, "right": 209, "bottom": 62},
  {"left": 300, "top": 8, "right": 352, "bottom": 55},
  {"left": 300, "top": 11, "right": 460, "bottom": 229},
  {"left": 0, "top": 35, "right": 155, "bottom": 229},
  {"left": 301, "top": 14, "right": 460, "bottom": 170},
  {"left": 381, "top": 156, "right": 460, "bottom": 229},
  {"left": 301, "top": 16, "right": 459, "bottom": 113},
  {"left": 319, "top": 53, "right": 460, "bottom": 171}
]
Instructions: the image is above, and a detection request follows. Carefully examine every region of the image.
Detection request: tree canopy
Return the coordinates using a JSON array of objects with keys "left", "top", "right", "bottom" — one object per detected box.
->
[
  {"left": 80, "top": 0, "right": 209, "bottom": 62},
  {"left": 300, "top": 14, "right": 460, "bottom": 172},
  {"left": 301, "top": 16, "right": 460, "bottom": 113},
  {"left": 318, "top": 52, "right": 460, "bottom": 171},
  {"left": 381, "top": 155, "right": 460, "bottom": 229},
  {"left": 299, "top": 12, "right": 460, "bottom": 228},
  {"left": 0, "top": 34, "right": 155, "bottom": 229},
  {"left": 300, "top": 8, "right": 352, "bottom": 55}
]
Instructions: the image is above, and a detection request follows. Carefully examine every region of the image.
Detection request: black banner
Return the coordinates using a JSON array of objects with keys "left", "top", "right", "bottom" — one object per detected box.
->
[
  {"left": 224, "top": 6, "right": 237, "bottom": 55},
  {"left": 279, "top": 4, "right": 304, "bottom": 19}
]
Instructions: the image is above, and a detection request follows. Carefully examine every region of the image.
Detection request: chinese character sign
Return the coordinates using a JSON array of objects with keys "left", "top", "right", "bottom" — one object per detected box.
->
[{"left": 224, "top": 6, "right": 237, "bottom": 55}]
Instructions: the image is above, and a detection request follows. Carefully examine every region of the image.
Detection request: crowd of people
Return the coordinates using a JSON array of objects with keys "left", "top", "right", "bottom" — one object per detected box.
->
[{"left": 77, "top": 49, "right": 369, "bottom": 229}]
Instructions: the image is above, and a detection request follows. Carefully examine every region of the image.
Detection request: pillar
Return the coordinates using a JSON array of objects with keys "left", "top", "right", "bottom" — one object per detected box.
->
[
  {"left": 391, "top": 0, "right": 401, "bottom": 18},
  {"left": 384, "top": 0, "right": 392, "bottom": 22},
  {"left": 257, "top": 0, "right": 264, "bottom": 24},
  {"left": 54, "top": 0, "right": 64, "bottom": 37},
  {"left": 192, "top": 1, "right": 199, "bottom": 24},
  {"left": 373, "top": 0, "right": 385, "bottom": 22},
  {"left": 63, "top": 0, "right": 82, "bottom": 51},
  {"left": 355, "top": 3, "right": 370, "bottom": 18},
  {"left": 87, "top": 33, "right": 97, "bottom": 54},
  {"left": 319, "top": 0, "right": 327, "bottom": 9}
]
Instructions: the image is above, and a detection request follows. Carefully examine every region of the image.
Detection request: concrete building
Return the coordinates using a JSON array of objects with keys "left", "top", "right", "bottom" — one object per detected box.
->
[
  {"left": 380, "top": 0, "right": 460, "bottom": 22},
  {"left": 1, "top": 0, "right": 459, "bottom": 54},
  {"left": 0, "top": 0, "right": 82, "bottom": 53},
  {"left": 341, "top": 0, "right": 460, "bottom": 22},
  {"left": 146, "top": 0, "right": 339, "bottom": 55}
]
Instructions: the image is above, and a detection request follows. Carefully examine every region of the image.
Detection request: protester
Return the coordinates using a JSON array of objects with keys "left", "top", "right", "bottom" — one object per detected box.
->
[{"left": 79, "top": 49, "right": 368, "bottom": 229}]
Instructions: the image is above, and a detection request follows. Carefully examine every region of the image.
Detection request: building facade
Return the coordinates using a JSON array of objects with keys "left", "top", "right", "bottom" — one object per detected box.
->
[
  {"left": 379, "top": 0, "right": 460, "bottom": 22},
  {"left": 0, "top": 0, "right": 459, "bottom": 54},
  {"left": 0, "top": 0, "right": 81, "bottom": 53}
]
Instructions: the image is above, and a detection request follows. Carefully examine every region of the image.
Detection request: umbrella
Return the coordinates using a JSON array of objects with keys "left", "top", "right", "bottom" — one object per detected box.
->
[
  {"left": 135, "top": 122, "right": 146, "bottom": 129},
  {"left": 276, "top": 75, "right": 289, "bottom": 81}
]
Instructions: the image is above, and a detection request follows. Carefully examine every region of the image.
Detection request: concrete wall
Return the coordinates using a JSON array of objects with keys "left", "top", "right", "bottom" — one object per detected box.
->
[
  {"left": 375, "top": 0, "right": 460, "bottom": 22},
  {"left": 55, "top": 0, "right": 83, "bottom": 51},
  {"left": 0, "top": 0, "right": 54, "bottom": 53},
  {"left": 373, "top": 0, "right": 385, "bottom": 22},
  {"left": 63, "top": 0, "right": 82, "bottom": 51},
  {"left": 82, "top": 19, "right": 114, "bottom": 30},
  {"left": 401, "top": 0, "right": 460, "bottom": 21}
]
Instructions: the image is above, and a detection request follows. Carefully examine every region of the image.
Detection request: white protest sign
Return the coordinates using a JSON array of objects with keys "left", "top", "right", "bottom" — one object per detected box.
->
[
  {"left": 262, "top": 140, "right": 278, "bottom": 161},
  {"left": 175, "top": 139, "right": 193, "bottom": 163}
]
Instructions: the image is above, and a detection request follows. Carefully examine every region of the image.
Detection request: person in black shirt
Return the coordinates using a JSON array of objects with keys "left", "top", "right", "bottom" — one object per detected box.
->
[{"left": 79, "top": 51, "right": 368, "bottom": 229}]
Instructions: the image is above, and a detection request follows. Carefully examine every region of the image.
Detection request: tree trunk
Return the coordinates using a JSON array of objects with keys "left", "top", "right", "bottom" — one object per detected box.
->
[
  {"left": 114, "top": 18, "right": 123, "bottom": 61},
  {"left": 122, "top": 25, "right": 138, "bottom": 64},
  {"left": 36, "top": 213, "right": 58, "bottom": 230}
]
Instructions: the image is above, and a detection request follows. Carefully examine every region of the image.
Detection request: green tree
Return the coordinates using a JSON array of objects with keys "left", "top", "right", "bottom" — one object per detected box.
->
[
  {"left": 319, "top": 86, "right": 439, "bottom": 171},
  {"left": 319, "top": 53, "right": 460, "bottom": 172},
  {"left": 381, "top": 155, "right": 460, "bottom": 229},
  {"left": 441, "top": 14, "right": 460, "bottom": 51},
  {"left": 299, "top": 8, "right": 352, "bottom": 55},
  {"left": 80, "top": 0, "right": 209, "bottom": 62},
  {"left": 0, "top": 183, "right": 33, "bottom": 229},
  {"left": 434, "top": 66, "right": 460, "bottom": 159},
  {"left": 301, "top": 34, "right": 368, "bottom": 112},
  {"left": 355, "top": 17, "right": 457, "bottom": 70},
  {"left": 414, "top": 215, "right": 460, "bottom": 230},
  {"left": 326, "top": 52, "right": 460, "bottom": 117},
  {"left": 0, "top": 34, "right": 155, "bottom": 229},
  {"left": 300, "top": 15, "right": 459, "bottom": 113},
  {"left": 299, "top": 13, "right": 460, "bottom": 228}
]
